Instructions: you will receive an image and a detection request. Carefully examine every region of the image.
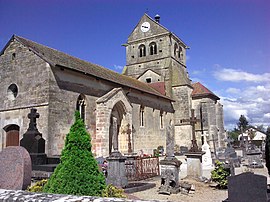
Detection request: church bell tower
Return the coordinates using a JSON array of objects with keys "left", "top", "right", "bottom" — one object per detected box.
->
[{"left": 123, "top": 14, "right": 194, "bottom": 147}]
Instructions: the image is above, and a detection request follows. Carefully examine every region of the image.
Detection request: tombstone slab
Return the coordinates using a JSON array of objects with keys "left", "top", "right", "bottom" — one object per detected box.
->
[
  {"left": 185, "top": 152, "right": 205, "bottom": 179},
  {"left": 106, "top": 154, "right": 128, "bottom": 188},
  {"left": 159, "top": 158, "right": 181, "bottom": 194},
  {"left": 228, "top": 172, "right": 268, "bottom": 202},
  {"left": 0, "top": 146, "right": 32, "bottom": 190}
]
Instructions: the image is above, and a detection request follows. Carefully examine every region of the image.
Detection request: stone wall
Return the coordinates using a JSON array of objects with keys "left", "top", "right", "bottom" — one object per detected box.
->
[
  {"left": 175, "top": 125, "right": 192, "bottom": 148},
  {"left": 0, "top": 40, "right": 50, "bottom": 152},
  {"left": 0, "top": 189, "right": 162, "bottom": 202},
  {"left": 172, "top": 86, "right": 193, "bottom": 125}
]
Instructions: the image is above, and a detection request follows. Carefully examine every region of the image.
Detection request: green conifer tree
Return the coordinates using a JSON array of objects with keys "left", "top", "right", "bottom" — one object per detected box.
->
[{"left": 43, "top": 111, "right": 106, "bottom": 196}]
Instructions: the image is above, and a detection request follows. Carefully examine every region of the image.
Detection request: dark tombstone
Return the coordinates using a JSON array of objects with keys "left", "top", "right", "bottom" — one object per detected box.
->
[
  {"left": 0, "top": 146, "right": 32, "bottom": 190},
  {"left": 180, "top": 146, "right": 189, "bottom": 155},
  {"left": 20, "top": 108, "right": 47, "bottom": 166},
  {"left": 227, "top": 172, "right": 268, "bottom": 202}
]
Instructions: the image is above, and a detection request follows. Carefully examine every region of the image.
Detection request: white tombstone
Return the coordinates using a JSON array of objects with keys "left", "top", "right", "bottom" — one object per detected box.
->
[{"left": 201, "top": 138, "right": 213, "bottom": 168}]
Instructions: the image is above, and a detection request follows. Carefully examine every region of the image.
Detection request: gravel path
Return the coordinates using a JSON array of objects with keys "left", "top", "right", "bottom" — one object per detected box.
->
[{"left": 128, "top": 157, "right": 270, "bottom": 202}]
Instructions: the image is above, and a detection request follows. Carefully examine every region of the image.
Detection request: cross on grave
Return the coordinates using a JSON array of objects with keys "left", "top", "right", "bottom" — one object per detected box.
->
[
  {"left": 181, "top": 109, "right": 201, "bottom": 152},
  {"left": 126, "top": 123, "right": 132, "bottom": 154},
  {"left": 27, "top": 108, "right": 40, "bottom": 132},
  {"left": 225, "top": 136, "right": 234, "bottom": 148}
]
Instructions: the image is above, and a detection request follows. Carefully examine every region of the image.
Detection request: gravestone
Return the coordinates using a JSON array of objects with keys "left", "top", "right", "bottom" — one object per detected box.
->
[
  {"left": 201, "top": 138, "right": 213, "bottom": 168},
  {"left": 20, "top": 108, "right": 47, "bottom": 166},
  {"left": 246, "top": 144, "right": 263, "bottom": 168},
  {"left": 218, "top": 137, "right": 240, "bottom": 168},
  {"left": 159, "top": 121, "right": 181, "bottom": 195},
  {"left": 0, "top": 146, "right": 32, "bottom": 190},
  {"left": 182, "top": 109, "right": 205, "bottom": 179},
  {"left": 227, "top": 172, "right": 268, "bottom": 202},
  {"left": 106, "top": 116, "right": 128, "bottom": 188}
]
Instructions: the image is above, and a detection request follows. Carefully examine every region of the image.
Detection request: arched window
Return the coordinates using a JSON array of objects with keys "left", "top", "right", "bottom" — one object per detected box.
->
[
  {"left": 76, "top": 94, "right": 86, "bottom": 122},
  {"left": 138, "top": 44, "right": 146, "bottom": 57},
  {"left": 7, "top": 84, "right": 18, "bottom": 100},
  {"left": 174, "top": 43, "right": 178, "bottom": 57},
  {"left": 140, "top": 105, "right": 145, "bottom": 127},
  {"left": 149, "top": 42, "right": 157, "bottom": 55},
  {"left": 179, "top": 46, "right": 183, "bottom": 61}
]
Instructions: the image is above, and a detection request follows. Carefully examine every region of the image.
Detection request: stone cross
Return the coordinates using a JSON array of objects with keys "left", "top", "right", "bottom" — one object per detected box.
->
[
  {"left": 27, "top": 108, "right": 40, "bottom": 132},
  {"left": 225, "top": 136, "right": 234, "bottom": 148},
  {"left": 112, "top": 116, "right": 118, "bottom": 152},
  {"left": 126, "top": 123, "right": 132, "bottom": 153},
  {"left": 181, "top": 109, "right": 201, "bottom": 152}
]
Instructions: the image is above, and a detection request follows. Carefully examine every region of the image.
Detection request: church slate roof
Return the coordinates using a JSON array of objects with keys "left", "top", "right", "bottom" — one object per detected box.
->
[
  {"left": 2, "top": 35, "right": 173, "bottom": 101},
  {"left": 192, "top": 82, "right": 220, "bottom": 100}
]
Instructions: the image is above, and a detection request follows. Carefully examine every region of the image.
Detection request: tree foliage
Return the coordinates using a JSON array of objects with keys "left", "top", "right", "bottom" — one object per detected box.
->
[
  {"left": 228, "top": 129, "right": 240, "bottom": 142},
  {"left": 43, "top": 111, "right": 106, "bottom": 196},
  {"left": 211, "top": 160, "right": 230, "bottom": 189},
  {"left": 237, "top": 115, "right": 249, "bottom": 131}
]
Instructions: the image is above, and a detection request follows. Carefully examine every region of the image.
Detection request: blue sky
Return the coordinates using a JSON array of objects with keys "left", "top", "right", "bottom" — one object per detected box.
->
[{"left": 1, "top": 0, "right": 269, "bottom": 130}]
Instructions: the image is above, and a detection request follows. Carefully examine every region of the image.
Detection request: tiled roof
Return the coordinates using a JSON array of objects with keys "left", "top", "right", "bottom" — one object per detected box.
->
[
  {"left": 148, "top": 82, "right": 166, "bottom": 95},
  {"left": 9, "top": 35, "right": 172, "bottom": 101},
  {"left": 192, "top": 82, "right": 220, "bottom": 100}
]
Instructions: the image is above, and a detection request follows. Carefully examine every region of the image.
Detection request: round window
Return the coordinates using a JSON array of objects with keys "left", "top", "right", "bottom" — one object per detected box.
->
[{"left": 7, "top": 84, "right": 18, "bottom": 100}]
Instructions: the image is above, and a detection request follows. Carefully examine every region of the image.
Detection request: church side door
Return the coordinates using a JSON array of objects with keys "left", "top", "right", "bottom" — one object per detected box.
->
[{"left": 4, "top": 124, "right": 20, "bottom": 147}]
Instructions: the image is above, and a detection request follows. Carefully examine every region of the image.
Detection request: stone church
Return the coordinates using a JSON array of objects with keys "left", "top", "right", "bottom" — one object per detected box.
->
[{"left": 0, "top": 14, "right": 225, "bottom": 157}]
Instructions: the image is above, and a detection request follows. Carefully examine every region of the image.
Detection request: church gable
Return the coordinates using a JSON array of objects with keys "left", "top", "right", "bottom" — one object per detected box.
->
[
  {"left": 127, "top": 14, "right": 169, "bottom": 42},
  {"left": 137, "top": 69, "right": 161, "bottom": 83},
  {"left": 0, "top": 37, "right": 51, "bottom": 111}
]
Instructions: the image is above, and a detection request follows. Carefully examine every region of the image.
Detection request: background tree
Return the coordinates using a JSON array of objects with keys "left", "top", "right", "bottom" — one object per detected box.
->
[
  {"left": 228, "top": 129, "right": 240, "bottom": 142},
  {"left": 265, "top": 127, "right": 270, "bottom": 176},
  {"left": 237, "top": 115, "right": 249, "bottom": 132},
  {"left": 43, "top": 111, "right": 106, "bottom": 196}
]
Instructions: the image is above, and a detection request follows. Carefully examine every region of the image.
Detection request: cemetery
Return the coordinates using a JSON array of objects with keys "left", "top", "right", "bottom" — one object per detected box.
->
[
  {"left": 0, "top": 108, "right": 269, "bottom": 202},
  {"left": 0, "top": 11, "right": 269, "bottom": 202}
]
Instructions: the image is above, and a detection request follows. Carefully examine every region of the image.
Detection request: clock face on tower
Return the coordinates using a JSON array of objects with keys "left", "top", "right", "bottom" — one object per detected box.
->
[{"left": 140, "top": 22, "right": 150, "bottom": 32}]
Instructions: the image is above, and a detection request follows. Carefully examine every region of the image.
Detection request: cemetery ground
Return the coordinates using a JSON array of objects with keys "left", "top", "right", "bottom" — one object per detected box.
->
[{"left": 128, "top": 155, "right": 270, "bottom": 202}]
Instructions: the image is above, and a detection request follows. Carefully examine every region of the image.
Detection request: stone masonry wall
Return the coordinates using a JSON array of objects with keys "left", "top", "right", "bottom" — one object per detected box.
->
[
  {"left": 0, "top": 189, "right": 163, "bottom": 202},
  {"left": 0, "top": 40, "right": 50, "bottom": 152}
]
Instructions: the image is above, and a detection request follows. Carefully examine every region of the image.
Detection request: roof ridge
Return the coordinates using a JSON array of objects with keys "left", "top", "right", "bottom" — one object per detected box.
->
[
  {"left": 11, "top": 35, "right": 172, "bottom": 101},
  {"left": 192, "top": 82, "right": 220, "bottom": 100}
]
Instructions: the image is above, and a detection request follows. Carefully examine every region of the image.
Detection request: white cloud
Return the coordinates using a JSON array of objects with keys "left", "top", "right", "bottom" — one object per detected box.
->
[
  {"left": 226, "top": 88, "right": 240, "bottom": 94},
  {"left": 264, "top": 113, "right": 270, "bottom": 118},
  {"left": 213, "top": 68, "right": 270, "bottom": 83},
  {"left": 221, "top": 84, "right": 270, "bottom": 130},
  {"left": 113, "top": 64, "right": 123, "bottom": 71}
]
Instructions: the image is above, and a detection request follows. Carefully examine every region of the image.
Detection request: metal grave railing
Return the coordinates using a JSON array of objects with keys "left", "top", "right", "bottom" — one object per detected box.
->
[{"left": 125, "top": 156, "right": 159, "bottom": 181}]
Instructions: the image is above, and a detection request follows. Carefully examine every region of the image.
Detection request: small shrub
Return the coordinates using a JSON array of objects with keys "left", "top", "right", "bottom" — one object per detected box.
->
[
  {"left": 102, "top": 184, "right": 126, "bottom": 198},
  {"left": 211, "top": 160, "right": 230, "bottom": 189},
  {"left": 27, "top": 179, "right": 48, "bottom": 192},
  {"left": 43, "top": 111, "right": 106, "bottom": 196},
  {"left": 153, "top": 149, "right": 159, "bottom": 157}
]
